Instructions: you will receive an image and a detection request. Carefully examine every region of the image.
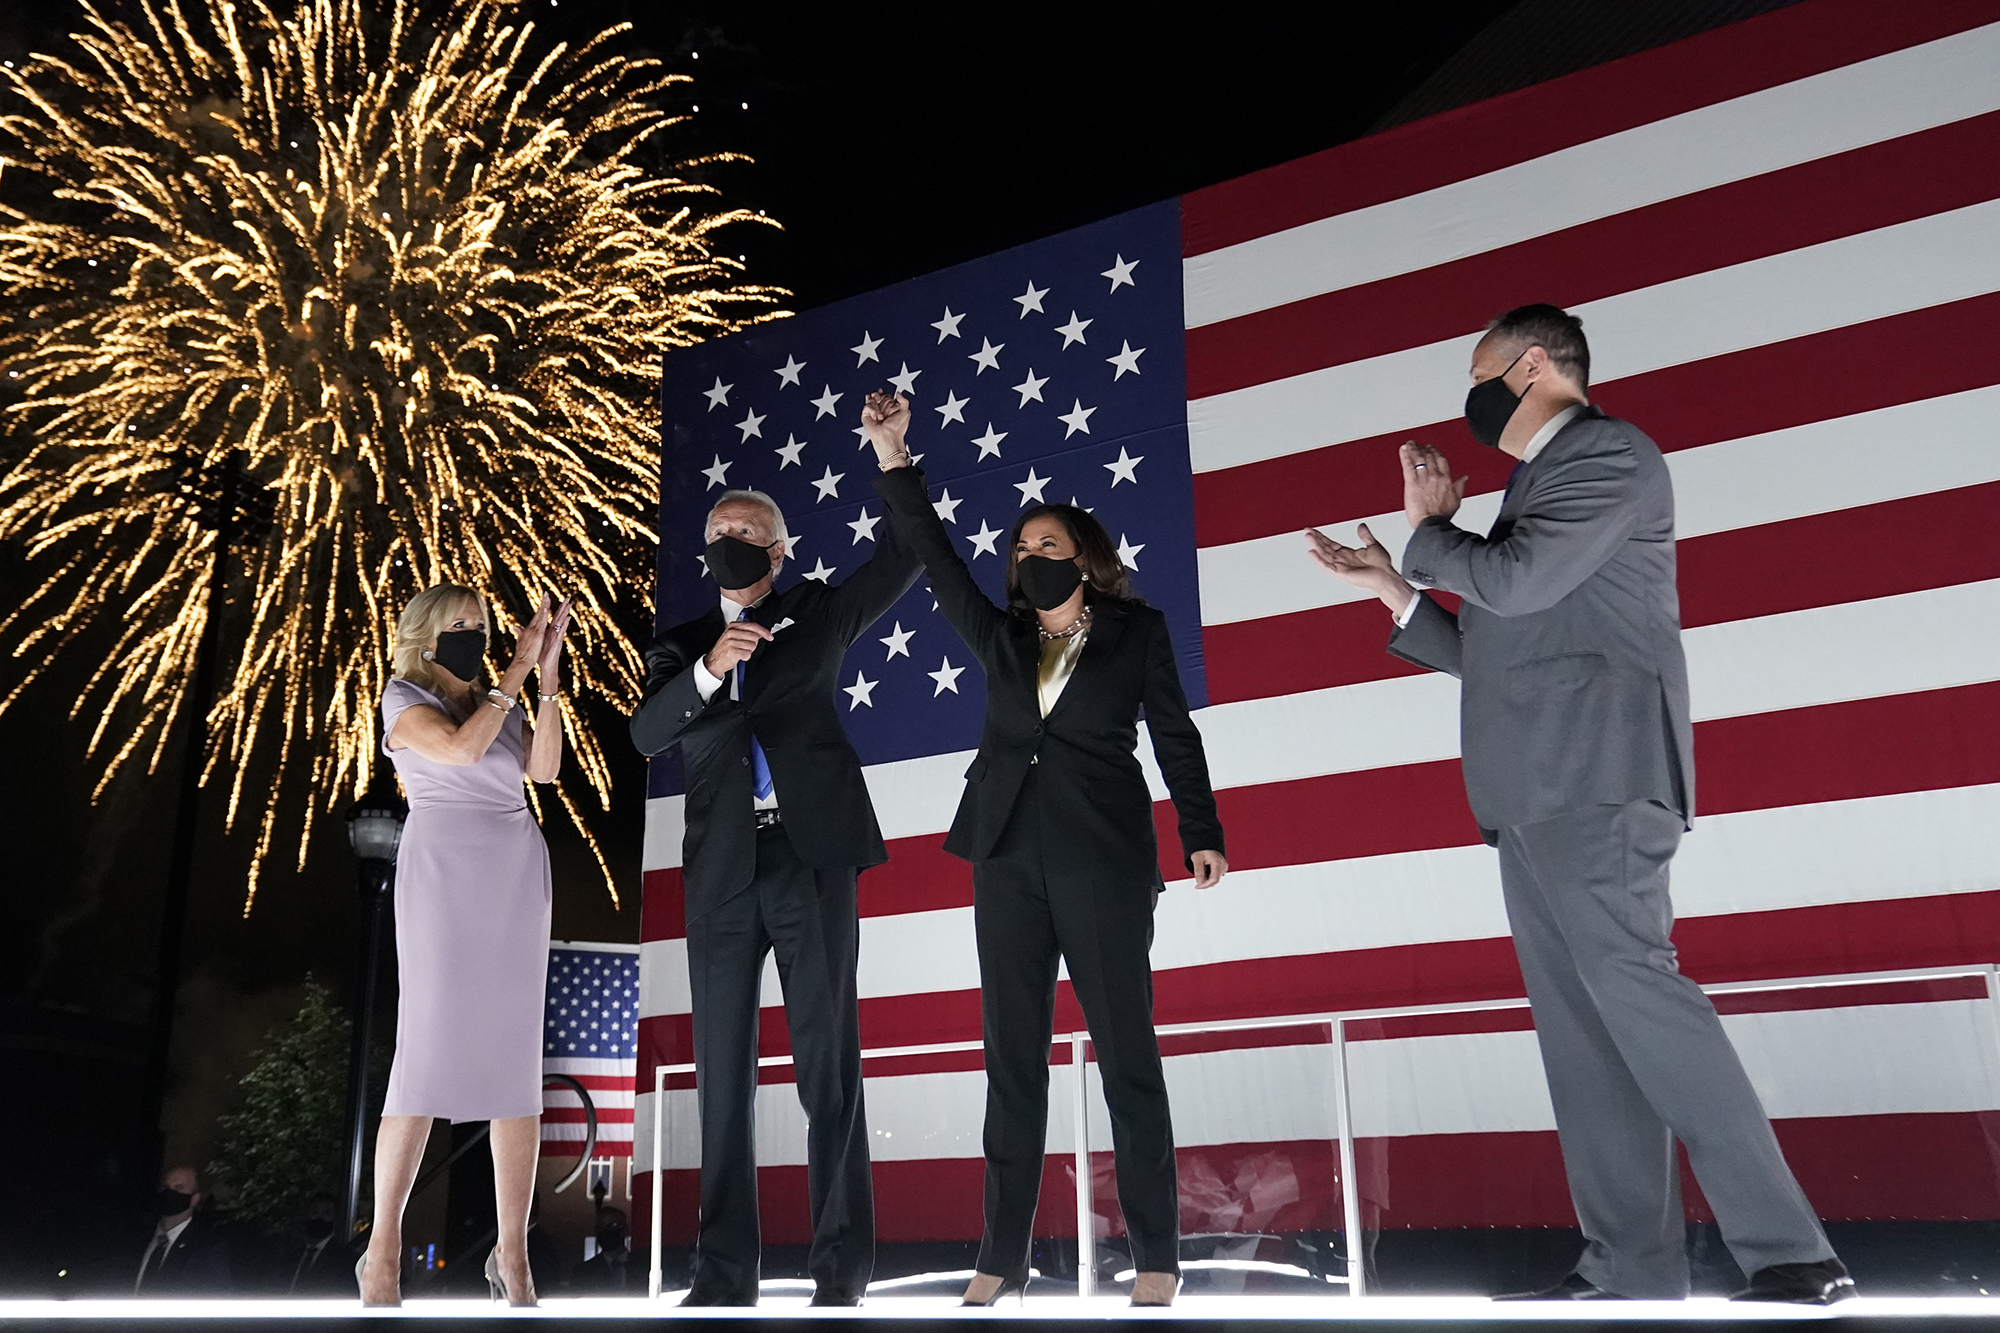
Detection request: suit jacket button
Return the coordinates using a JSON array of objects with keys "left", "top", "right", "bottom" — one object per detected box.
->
[{"left": 1032, "top": 724, "right": 1044, "bottom": 735}]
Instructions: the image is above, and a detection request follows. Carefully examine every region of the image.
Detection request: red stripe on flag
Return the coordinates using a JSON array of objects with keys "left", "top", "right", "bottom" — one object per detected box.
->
[
  {"left": 1205, "top": 479, "right": 2000, "bottom": 704},
  {"left": 1180, "top": 0, "right": 2000, "bottom": 256},
  {"left": 639, "top": 890, "right": 2000, "bottom": 1071},
  {"left": 1188, "top": 112, "right": 2000, "bottom": 397},
  {"left": 1191, "top": 293, "right": 2000, "bottom": 550}
]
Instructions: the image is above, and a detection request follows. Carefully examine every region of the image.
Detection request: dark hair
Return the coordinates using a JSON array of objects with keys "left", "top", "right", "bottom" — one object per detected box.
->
[
  {"left": 1004, "top": 503, "right": 1135, "bottom": 616},
  {"left": 1485, "top": 303, "right": 1590, "bottom": 390}
]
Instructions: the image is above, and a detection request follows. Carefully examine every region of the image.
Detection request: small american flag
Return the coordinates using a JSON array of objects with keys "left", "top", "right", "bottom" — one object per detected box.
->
[{"left": 542, "top": 944, "right": 639, "bottom": 1158}]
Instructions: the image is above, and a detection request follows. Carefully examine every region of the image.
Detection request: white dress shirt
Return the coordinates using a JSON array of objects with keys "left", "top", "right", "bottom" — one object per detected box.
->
[
  {"left": 136, "top": 1216, "right": 192, "bottom": 1292},
  {"left": 691, "top": 593, "right": 779, "bottom": 810},
  {"left": 1396, "top": 403, "right": 1586, "bottom": 626}
]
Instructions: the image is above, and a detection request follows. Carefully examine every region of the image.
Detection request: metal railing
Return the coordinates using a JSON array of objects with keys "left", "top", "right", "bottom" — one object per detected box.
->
[{"left": 645, "top": 962, "right": 2000, "bottom": 1300}]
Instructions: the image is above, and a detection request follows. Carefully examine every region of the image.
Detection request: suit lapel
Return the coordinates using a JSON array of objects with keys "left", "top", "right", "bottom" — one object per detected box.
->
[{"left": 1041, "top": 603, "right": 1125, "bottom": 726}]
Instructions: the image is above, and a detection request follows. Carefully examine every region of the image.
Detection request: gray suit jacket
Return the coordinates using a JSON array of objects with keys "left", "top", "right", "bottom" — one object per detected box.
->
[{"left": 1390, "top": 407, "right": 1694, "bottom": 840}]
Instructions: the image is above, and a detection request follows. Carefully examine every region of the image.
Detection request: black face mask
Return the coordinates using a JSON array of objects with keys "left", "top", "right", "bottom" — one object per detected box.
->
[
  {"left": 302, "top": 1216, "right": 335, "bottom": 1242},
  {"left": 1016, "top": 554, "right": 1084, "bottom": 611},
  {"left": 1464, "top": 349, "right": 1530, "bottom": 448},
  {"left": 704, "top": 535, "right": 777, "bottom": 591},
  {"left": 430, "top": 628, "right": 486, "bottom": 682},
  {"left": 155, "top": 1188, "right": 194, "bottom": 1217}
]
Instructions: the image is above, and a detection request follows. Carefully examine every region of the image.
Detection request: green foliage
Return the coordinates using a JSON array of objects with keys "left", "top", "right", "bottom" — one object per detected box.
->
[{"left": 207, "top": 979, "right": 352, "bottom": 1240}]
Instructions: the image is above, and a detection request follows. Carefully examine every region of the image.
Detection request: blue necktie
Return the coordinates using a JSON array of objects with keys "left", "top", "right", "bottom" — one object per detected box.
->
[
  {"left": 735, "top": 609, "right": 774, "bottom": 801},
  {"left": 1502, "top": 459, "right": 1525, "bottom": 501}
]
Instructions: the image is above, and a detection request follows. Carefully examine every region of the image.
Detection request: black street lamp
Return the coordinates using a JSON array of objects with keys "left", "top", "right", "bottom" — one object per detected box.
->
[{"left": 341, "top": 775, "right": 407, "bottom": 1243}]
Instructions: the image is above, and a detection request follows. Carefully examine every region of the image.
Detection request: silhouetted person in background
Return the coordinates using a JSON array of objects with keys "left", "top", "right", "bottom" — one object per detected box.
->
[
  {"left": 134, "top": 1166, "right": 231, "bottom": 1296},
  {"left": 283, "top": 1191, "right": 350, "bottom": 1296}
]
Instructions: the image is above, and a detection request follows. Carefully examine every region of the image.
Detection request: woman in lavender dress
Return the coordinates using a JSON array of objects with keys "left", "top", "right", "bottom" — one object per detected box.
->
[{"left": 357, "top": 585, "right": 571, "bottom": 1307}]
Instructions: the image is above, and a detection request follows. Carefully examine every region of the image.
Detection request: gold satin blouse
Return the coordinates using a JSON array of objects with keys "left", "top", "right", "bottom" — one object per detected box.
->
[{"left": 1036, "top": 624, "right": 1089, "bottom": 718}]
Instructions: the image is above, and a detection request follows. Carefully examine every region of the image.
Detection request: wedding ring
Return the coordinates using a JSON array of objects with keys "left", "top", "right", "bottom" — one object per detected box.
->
[{"left": 1414, "top": 462, "right": 1427, "bottom": 469}]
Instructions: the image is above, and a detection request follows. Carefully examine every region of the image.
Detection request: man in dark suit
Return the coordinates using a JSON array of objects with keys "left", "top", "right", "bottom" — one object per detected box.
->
[
  {"left": 629, "top": 486, "right": 920, "bottom": 1306},
  {"left": 281, "top": 1190, "right": 351, "bottom": 1296},
  {"left": 1308, "top": 305, "right": 1851, "bottom": 1304},
  {"left": 134, "top": 1166, "right": 232, "bottom": 1296}
]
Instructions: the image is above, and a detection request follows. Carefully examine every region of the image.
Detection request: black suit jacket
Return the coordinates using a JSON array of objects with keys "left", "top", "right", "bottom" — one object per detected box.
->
[
  {"left": 629, "top": 519, "right": 922, "bottom": 920},
  {"left": 139, "top": 1213, "right": 233, "bottom": 1295},
  {"left": 874, "top": 466, "right": 1223, "bottom": 879}
]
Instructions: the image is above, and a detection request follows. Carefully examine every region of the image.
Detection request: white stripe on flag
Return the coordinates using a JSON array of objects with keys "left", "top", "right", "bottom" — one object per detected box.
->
[
  {"left": 1182, "top": 23, "right": 2000, "bottom": 326},
  {"left": 1187, "top": 200, "right": 2000, "bottom": 474},
  {"left": 1198, "top": 386, "right": 2000, "bottom": 626}
]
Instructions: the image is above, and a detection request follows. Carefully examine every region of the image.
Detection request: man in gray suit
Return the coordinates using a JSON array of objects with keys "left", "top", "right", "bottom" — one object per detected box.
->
[{"left": 1307, "top": 305, "right": 1851, "bottom": 1304}]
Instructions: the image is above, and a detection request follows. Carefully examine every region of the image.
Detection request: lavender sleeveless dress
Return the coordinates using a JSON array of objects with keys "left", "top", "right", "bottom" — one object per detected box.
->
[{"left": 379, "top": 678, "right": 552, "bottom": 1121}]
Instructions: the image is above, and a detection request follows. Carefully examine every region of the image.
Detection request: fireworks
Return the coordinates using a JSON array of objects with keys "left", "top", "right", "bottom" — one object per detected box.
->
[{"left": 0, "top": 0, "right": 782, "bottom": 908}]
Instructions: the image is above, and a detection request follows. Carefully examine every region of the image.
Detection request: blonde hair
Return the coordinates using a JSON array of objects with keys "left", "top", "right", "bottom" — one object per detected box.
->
[{"left": 392, "top": 584, "right": 489, "bottom": 690}]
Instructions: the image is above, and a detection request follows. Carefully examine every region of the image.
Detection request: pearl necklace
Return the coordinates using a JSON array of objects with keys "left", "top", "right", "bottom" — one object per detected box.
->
[{"left": 1038, "top": 606, "right": 1092, "bottom": 641}]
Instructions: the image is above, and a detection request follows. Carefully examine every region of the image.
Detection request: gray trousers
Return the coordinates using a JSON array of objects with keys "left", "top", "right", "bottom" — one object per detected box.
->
[{"left": 1499, "top": 799, "right": 1833, "bottom": 1298}]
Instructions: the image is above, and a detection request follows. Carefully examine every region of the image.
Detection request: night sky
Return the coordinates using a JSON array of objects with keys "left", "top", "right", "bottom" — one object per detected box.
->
[{"left": 0, "top": 0, "right": 1537, "bottom": 1200}]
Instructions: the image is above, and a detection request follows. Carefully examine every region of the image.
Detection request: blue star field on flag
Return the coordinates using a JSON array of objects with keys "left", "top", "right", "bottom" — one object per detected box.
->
[
  {"left": 651, "top": 200, "right": 1202, "bottom": 798},
  {"left": 543, "top": 948, "right": 640, "bottom": 1060}
]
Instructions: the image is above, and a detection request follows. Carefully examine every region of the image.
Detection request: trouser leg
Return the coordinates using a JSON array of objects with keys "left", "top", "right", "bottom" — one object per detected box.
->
[
  {"left": 684, "top": 885, "right": 771, "bottom": 1302},
  {"left": 1510, "top": 800, "right": 1835, "bottom": 1292},
  {"left": 761, "top": 830, "right": 875, "bottom": 1297},
  {"left": 971, "top": 848, "right": 1061, "bottom": 1283},
  {"left": 1500, "top": 819, "right": 1685, "bottom": 1297},
  {"left": 1053, "top": 877, "right": 1180, "bottom": 1277}
]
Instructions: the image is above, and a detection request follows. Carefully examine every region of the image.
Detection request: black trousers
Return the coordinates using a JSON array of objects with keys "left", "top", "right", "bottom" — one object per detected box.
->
[
  {"left": 684, "top": 824, "right": 875, "bottom": 1301},
  {"left": 972, "top": 769, "right": 1179, "bottom": 1282}
]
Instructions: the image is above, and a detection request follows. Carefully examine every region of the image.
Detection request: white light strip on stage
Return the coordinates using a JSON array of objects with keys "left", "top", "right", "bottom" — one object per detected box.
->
[
  {"left": 1181, "top": 22, "right": 2000, "bottom": 327},
  {"left": 6, "top": 1294, "right": 2000, "bottom": 1318}
]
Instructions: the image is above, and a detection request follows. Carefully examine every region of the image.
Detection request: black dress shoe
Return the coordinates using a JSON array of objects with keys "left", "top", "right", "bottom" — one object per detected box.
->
[
  {"left": 1495, "top": 1271, "right": 1633, "bottom": 1301},
  {"left": 680, "top": 1286, "right": 759, "bottom": 1307},
  {"left": 810, "top": 1288, "right": 863, "bottom": 1307},
  {"left": 1732, "top": 1259, "right": 1856, "bottom": 1304}
]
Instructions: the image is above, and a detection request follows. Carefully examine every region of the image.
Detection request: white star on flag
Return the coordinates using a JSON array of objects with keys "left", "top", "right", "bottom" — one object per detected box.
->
[
  {"left": 853, "top": 424, "right": 874, "bottom": 450},
  {"left": 1014, "top": 280, "right": 1048, "bottom": 317},
  {"left": 1116, "top": 534, "right": 1145, "bottom": 569},
  {"left": 1057, "top": 400, "right": 1096, "bottom": 437},
  {"left": 879, "top": 622, "right": 915, "bottom": 659},
  {"left": 775, "top": 434, "right": 806, "bottom": 469},
  {"left": 803, "top": 557, "right": 836, "bottom": 583},
  {"left": 931, "top": 308, "right": 965, "bottom": 341},
  {"left": 1054, "top": 312, "right": 1092, "bottom": 348},
  {"left": 933, "top": 488, "right": 964, "bottom": 523},
  {"left": 848, "top": 507, "right": 882, "bottom": 543},
  {"left": 843, "top": 670, "right": 878, "bottom": 709},
  {"left": 929, "top": 656, "right": 966, "bottom": 696},
  {"left": 935, "top": 390, "right": 969, "bottom": 427},
  {"left": 1103, "top": 446, "right": 1143, "bottom": 486},
  {"left": 888, "top": 362, "right": 922, "bottom": 395},
  {"left": 703, "top": 377, "right": 733, "bottom": 410},
  {"left": 966, "top": 519, "right": 1002, "bottom": 558},
  {"left": 812, "top": 385, "right": 843, "bottom": 419},
  {"left": 781, "top": 532, "right": 804, "bottom": 556},
  {"left": 701, "top": 455, "right": 731, "bottom": 489},
  {"left": 972, "top": 424, "right": 1007, "bottom": 460},
  {"left": 1102, "top": 254, "right": 1139, "bottom": 291},
  {"left": 811, "top": 465, "right": 844, "bottom": 501},
  {"left": 774, "top": 355, "right": 805, "bottom": 387},
  {"left": 1014, "top": 467, "right": 1051, "bottom": 506},
  {"left": 1068, "top": 497, "right": 1096, "bottom": 512},
  {"left": 1012, "top": 370, "right": 1048, "bottom": 406},
  {"left": 969, "top": 338, "right": 1003, "bottom": 373},
  {"left": 851, "top": 332, "right": 883, "bottom": 365},
  {"left": 1107, "top": 341, "right": 1146, "bottom": 379},
  {"left": 736, "top": 408, "right": 766, "bottom": 441}
]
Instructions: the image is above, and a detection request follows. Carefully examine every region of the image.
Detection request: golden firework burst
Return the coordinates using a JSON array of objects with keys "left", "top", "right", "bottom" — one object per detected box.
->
[{"left": 0, "top": 0, "right": 782, "bottom": 909}]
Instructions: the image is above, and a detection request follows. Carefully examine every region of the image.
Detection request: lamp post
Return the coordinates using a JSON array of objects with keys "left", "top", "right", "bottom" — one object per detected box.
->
[{"left": 341, "top": 775, "right": 407, "bottom": 1242}]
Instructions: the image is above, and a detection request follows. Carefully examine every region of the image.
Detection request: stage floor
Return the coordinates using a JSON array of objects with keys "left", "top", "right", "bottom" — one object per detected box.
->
[{"left": 2, "top": 1295, "right": 1999, "bottom": 1328}]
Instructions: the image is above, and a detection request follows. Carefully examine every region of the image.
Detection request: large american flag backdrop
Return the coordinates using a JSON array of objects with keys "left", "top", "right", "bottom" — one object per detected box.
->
[{"left": 635, "top": 0, "right": 2000, "bottom": 1248}]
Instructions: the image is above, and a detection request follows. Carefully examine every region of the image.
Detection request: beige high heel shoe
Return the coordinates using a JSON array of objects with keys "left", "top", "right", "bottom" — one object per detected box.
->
[
  {"left": 356, "top": 1252, "right": 400, "bottom": 1308},
  {"left": 485, "top": 1248, "right": 538, "bottom": 1307},
  {"left": 1130, "top": 1271, "right": 1180, "bottom": 1306}
]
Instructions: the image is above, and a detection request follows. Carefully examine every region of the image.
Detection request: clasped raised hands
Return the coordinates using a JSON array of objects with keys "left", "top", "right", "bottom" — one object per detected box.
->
[{"left": 860, "top": 390, "right": 912, "bottom": 468}]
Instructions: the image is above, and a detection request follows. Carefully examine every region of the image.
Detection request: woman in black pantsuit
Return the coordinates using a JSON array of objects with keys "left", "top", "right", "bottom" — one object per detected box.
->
[{"left": 862, "top": 392, "right": 1227, "bottom": 1307}]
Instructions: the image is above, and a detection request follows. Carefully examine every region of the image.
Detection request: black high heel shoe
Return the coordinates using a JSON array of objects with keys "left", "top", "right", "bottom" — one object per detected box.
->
[{"left": 960, "top": 1274, "right": 1027, "bottom": 1306}]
